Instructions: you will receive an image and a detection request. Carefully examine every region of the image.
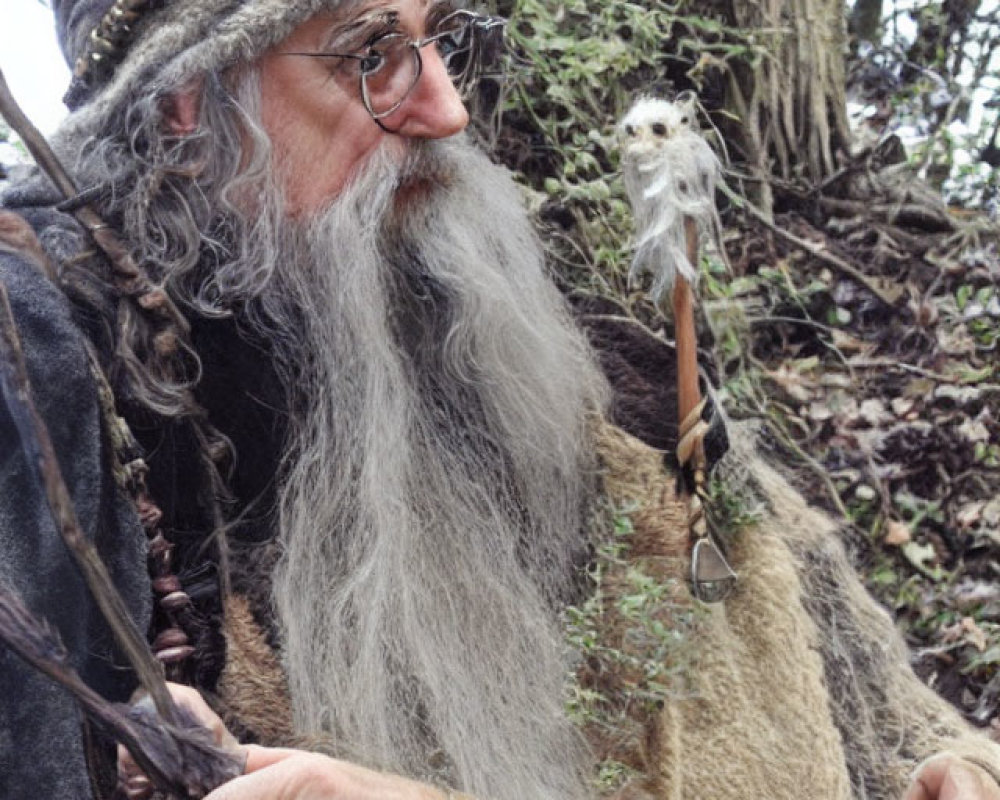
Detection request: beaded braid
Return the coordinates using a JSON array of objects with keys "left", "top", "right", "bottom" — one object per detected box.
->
[
  {"left": 94, "top": 325, "right": 234, "bottom": 683},
  {"left": 86, "top": 349, "right": 205, "bottom": 678}
]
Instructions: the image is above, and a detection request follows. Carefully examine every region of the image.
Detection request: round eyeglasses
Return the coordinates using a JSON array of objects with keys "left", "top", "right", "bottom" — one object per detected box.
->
[{"left": 281, "top": 10, "right": 506, "bottom": 132}]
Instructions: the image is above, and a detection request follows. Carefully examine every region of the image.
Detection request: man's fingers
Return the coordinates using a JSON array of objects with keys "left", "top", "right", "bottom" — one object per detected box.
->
[
  {"left": 903, "top": 759, "right": 942, "bottom": 800},
  {"left": 203, "top": 752, "right": 338, "bottom": 800},
  {"left": 242, "top": 744, "right": 305, "bottom": 773},
  {"left": 202, "top": 769, "right": 292, "bottom": 800},
  {"left": 204, "top": 749, "right": 450, "bottom": 800},
  {"left": 120, "top": 773, "right": 153, "bottom": 799},
  {"left": 117, "top": 682, "right": 242, "bottom": 799},
  {"left": 904, "top": 755, "right": 1000, "bottom": 800},
  {"left": 160, "top": 682, "right": 239, "bottom": 747}
]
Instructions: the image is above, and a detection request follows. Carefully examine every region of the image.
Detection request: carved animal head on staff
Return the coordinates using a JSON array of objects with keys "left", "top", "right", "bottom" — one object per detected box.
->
[{"left": 618, "top": 93, "right": 724, "bottom": 298}]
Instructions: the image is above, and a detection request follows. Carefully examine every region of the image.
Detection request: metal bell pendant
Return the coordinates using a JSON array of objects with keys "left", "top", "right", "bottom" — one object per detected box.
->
[{"left": 691, "top": 536, "right": 737, "bottom": 604}]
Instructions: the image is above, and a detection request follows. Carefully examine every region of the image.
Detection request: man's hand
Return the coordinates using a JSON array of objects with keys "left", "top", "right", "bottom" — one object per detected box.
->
[
  {"left": 119, "top": 683, "right": 452, "bottom": 800},
  {"left": 203, "top": 746, "right": 449, "bottom": 800},
  {"left": 904, "top": 755, "right": 1000, "bottom": 800},
  {"left": 118, "top": 682, "right": 240, "bottom": 798}
]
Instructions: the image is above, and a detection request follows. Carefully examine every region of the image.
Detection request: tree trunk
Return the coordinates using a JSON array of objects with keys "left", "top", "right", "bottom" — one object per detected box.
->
[{"left": 723, "top": 0, "right": 853, "bottom": 215}]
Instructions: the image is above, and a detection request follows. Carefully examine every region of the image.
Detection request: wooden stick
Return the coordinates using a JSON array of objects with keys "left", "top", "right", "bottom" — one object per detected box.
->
[
  {"left": 0, "top": 586, "right": 186, "bottom": 796},
  {"left": 0, "top": 282, "right": 180, "bottom": 727},
  {"left": 673, "top": 217, "right": 703, "bottom": 424}
]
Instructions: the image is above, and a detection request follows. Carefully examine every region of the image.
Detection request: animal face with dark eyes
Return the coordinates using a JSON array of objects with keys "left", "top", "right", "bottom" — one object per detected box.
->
[
  {"left": 618, "top": 93, "right": 698, "bottom": 160},
  {"left": 617, "top": 90, "right": 723, "bottom": 296}
]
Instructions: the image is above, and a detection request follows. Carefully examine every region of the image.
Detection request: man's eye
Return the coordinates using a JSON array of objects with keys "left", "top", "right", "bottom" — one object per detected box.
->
[{"left": 359, "top": 49, "right": 387, "bottom": 75}]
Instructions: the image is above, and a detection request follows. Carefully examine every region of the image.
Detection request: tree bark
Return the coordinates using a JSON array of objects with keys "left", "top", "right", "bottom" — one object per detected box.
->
[{"left": 723, "top": 0, "right": 853, "bottom": 214}]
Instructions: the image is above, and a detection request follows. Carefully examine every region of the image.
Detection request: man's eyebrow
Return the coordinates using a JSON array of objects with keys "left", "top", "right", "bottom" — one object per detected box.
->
[
  {"left": 323, "top": 7, "right": 401, "bottom": 50},
  {"left": 323, "top": 0, "right": 465, "bottom": 49}
]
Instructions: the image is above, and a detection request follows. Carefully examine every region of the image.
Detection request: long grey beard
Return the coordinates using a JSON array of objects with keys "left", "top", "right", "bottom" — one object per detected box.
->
[{"left": 261, "top": 137, "right": 608, "bottom": 800}]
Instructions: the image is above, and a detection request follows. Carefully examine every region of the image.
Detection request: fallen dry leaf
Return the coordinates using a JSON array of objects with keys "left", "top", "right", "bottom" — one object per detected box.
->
[
  {"left": 830, "top": 329, "right": 875, "bottom": 355},
  {"left": 766, "top": 364, "right": 815, "bottom": 404},
  {"left": 807, "top": 401, "right": 834, "bottom": 422},
  {"left": 891, "top": 397, "right": 917, "bottom": 418},
  {"left": 885, "top": 519, "right": 912, "bottom": 546},
  {"left": 904, "top": 377, "right": 937, "bottom": 398},
  {"left": 984, "top": 498, "right": 1000, "bottom": 527},
  {"left": 957, "top": 418, "right": 991, "bottom": 443},
  {"left": 956, "top": 502, "right": 985, "bottom": 530},
  {"left": 902, "top": 541, "right": 939, "bottom": 575},
  {"left": 936, "top": 324, "right": 977, "bottom": 356},
  {"left": 961, "top": 617, "right": 988, "bottom": 652},
  {"left": 936, "top": 384, "right": 983, "bottom": 406},
  {"left": 859, "top": 398, "right": 893, "bottom": 427}
]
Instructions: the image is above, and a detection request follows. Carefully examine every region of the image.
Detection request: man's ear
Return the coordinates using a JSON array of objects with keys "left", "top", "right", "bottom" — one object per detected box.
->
[{"left": 161, "top": 81, "right": 203, "bottom": 136}]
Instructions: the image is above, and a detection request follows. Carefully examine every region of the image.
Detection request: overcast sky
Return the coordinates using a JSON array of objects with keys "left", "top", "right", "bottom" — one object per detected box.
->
[{"left": 2, "top": 0, "right": 70, "bottom": 135}]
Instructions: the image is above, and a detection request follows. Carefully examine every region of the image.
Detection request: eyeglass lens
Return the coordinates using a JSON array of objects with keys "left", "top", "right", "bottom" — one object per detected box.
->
[
  {"left": 363, "top": 38, "right": 421, "bottom": 116},
  {"left": 362, "top": 13, "right": 498, "bottom": 118}
]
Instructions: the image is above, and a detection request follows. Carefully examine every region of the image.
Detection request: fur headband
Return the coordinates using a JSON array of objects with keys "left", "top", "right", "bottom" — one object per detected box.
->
[{"left": 53, "top": 0, "right": 348, "bottom": 120}]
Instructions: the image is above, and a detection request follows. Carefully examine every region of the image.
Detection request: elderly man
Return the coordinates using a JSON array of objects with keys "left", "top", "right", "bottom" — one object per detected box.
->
[{"left": 2, "top": 1, "right": 1000, "bottom": 798}]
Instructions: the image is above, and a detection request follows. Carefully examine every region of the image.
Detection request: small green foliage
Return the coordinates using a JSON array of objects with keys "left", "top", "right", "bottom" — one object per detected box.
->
[
  {"left": 962, "top": 637, "right": 1000, "bottom": 675},
  {"left": 594, "top": 759, "right": 641, "bottom": 793},
  {"left": 893, "top": 490, "right": 944, "bottom": 529},
  {"left": 846, "top": 488, "right": 878, "bottom": 528},
  {"left": 870, "top": 557, "right": 900, "bottom": 590},
  {"left": 0, "top": 121, "right": 28, "bottom": 166},
  {"left": 564, "top": 501, "right": 698, "bottom": 730},
  {"left": 974, "top": 442, "right": 1000, "bottom": 467},
  {"left": 704, "top": 475, "right": 763, "bottom": 536},
  {"left": 956, "top": 284, "right": 975, "bottom": 311}
]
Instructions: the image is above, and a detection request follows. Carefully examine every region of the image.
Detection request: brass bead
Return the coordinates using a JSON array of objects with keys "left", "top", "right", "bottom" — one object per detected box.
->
[
  {"left": 152, "top": 574, "right": 182, "bottom": 595},
  {"left": 147, "top": 532, "right": 174, "bottom": 559}
]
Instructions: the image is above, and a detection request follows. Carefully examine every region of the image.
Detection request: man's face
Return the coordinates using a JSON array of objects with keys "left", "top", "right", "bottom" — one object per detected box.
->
[{"left": 256, "top": 0, "right": 470, "bottom": 217}]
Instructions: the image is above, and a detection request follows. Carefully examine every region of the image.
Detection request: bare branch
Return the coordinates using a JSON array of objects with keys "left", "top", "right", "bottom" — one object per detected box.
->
[
  {"left": 720, "top": 182, "right": 903, "bottom": 306},
  {"left": 0, "top": 281, "right": 179, "bottom": 726}
]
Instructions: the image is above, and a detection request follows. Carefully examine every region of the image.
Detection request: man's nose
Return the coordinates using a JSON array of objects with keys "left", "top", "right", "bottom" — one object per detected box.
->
[{"left": 386, "top": 45, "right": 469, "bottom": 138}]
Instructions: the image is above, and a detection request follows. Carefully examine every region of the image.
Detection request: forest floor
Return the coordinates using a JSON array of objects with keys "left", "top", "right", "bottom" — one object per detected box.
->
[{"left": 697, "top": 156, "right": 1000, "bottom": 734}]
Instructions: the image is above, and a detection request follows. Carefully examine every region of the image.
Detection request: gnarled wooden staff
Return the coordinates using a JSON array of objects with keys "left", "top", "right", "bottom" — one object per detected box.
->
[
  {"left": 619, "top": 93, "right": 737, "bottom": 604},
  {"left": 0, "top": 281, "right": 242, "bottom": 798},
  {"left": 2, "top": 64, "right": 235, "bottom": 683},
  {"left": 0, "top": 68, "right": 241, "bottom": 797}
]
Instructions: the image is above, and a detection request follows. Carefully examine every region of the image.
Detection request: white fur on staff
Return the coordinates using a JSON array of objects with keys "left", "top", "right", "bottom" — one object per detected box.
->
[{"left": 619, "top": 94, "right": 723, "bottom": 300}]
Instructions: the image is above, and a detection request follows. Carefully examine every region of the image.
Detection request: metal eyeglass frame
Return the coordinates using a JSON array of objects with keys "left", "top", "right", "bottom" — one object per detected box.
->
[{"left": 280, "top": 9, "right": 506, "bottom": 133}]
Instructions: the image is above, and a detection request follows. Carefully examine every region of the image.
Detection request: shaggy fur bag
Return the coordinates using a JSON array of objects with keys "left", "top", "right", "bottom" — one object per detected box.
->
[
  {"left": 584, "top": 422, "right": 1000, "bottom": 799},
  {"left": 215, "top": 417, "right": 1000, "bottom": 799}
]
